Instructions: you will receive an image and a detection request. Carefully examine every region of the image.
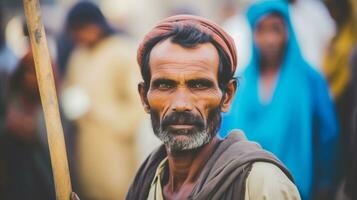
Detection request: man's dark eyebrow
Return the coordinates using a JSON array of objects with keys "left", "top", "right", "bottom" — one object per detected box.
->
[
  {"left": 186, "top": 78, "right": 214, "bottom": 87},
  {"left": 151, "top": 78, "right": 177, "bottom": 86}
]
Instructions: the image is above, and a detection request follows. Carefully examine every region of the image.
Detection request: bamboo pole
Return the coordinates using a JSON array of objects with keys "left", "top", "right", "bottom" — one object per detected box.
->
[{"left": 23, "top": 0, "right": 72, "bottom": 199}]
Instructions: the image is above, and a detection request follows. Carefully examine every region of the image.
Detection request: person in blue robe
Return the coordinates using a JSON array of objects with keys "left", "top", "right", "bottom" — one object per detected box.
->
[{"left": 220, "top": 1, "right": 339, "bottom": 199}]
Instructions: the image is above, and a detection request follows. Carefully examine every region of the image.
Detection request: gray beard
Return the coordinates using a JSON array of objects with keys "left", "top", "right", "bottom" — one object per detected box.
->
[
  {"left": 155, "top": 128, "right": 212, "bottom": 153},
  {"left": 150, "top": 104, "right": 222, "bottom": 153}
]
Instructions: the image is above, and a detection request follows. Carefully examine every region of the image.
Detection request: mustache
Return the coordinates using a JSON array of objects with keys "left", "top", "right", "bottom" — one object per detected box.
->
[{"left": 161, "top": 111, "right": 205, "bottom": 129}]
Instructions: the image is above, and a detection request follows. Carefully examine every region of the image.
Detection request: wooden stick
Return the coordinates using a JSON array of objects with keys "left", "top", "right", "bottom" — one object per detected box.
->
[{"left": 23, "top": 0, "right": 72, "bottom": 199}]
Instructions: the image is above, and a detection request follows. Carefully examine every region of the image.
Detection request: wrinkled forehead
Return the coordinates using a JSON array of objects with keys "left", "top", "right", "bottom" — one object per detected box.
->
[{"left": 149, "top": 39, "right": 220, "bottom": 78}]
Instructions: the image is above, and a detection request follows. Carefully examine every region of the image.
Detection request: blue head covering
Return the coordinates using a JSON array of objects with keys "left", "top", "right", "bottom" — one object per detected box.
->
[{"left": 220, "top": 1, "right": 338, "bottom": 199}]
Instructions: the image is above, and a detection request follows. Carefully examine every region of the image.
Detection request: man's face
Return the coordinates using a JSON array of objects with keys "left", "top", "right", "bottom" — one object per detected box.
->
[
  {"left": 254, "top": 14, "right": 287, "bottom": 63},
  {"left": 140, "top": 39, "right": 231, "bottom": 153}
]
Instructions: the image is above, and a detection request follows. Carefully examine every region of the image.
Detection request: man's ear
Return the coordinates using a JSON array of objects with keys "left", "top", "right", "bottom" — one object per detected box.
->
[
  {"left": 221, "top": 79, "right": 237, "bottom": 113},
  {"left": 138, "top": 82, "right": 150, "bottom": 113}
]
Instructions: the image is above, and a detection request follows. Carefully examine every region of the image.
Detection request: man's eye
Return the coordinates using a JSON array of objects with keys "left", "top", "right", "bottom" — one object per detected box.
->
[
  {"left": 158, "top": 83, "right": 173, "bottom": 89},
  {"left": 192, "top": 83, "right": 205, "bottom": 89},
  {"left": 189, "top": 81, "right": 211, "bottom": 89},
  {"left": 152, "top": 79, "right": 176, "bottom": 90}
]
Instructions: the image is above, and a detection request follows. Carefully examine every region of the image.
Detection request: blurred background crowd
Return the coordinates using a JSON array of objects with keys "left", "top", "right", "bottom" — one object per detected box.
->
[{"left": 0, "top": 0, "right": 356, "bottom": 200}]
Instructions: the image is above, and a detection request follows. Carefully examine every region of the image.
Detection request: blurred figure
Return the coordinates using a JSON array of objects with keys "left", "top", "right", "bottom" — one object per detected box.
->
[
  {"left": 335, "top": 46, "right": 357, "bottom": 200},
  {"left": 0, "top": 6, "right": 18, "bottom": 136},
  {"left": 323, "top": 0, "right": 357, "bottom": 100},
  {"left": 0, "top": 51, "right": 56, "bottom": 200},
  {"left": 342, "top": 47, "right": 357, "bottom": 200},
  {"left": 323, "top": 1, "right": 357, "bottom": 194},
  {"left": 0, "top": 6, "right": 17, "bottom": 75},
  {"left": 61, "top": 2, "right": 142, "bottom": 199},
  {"left": 222, "top": 6, "right": 252, "bottom": 73},
  {"left": 220, "top": 1, "right": 338, "bottom": 199},
  {"left": 0, "top": 68, "right": 8, "bottom": 136},
  {"left": 223, "top": 0, "right": 335, "bottom": 73},
  {"left": 56, "top": 32, "right": 75, "bottom": 77},
  {"left": 288, "top": 0, "right": 336, "bottom": 70}
]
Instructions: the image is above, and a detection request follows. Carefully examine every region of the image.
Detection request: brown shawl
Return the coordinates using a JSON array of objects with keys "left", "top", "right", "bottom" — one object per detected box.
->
[{"left": 126, "top": 130, "right": 294, "bottom": 200}]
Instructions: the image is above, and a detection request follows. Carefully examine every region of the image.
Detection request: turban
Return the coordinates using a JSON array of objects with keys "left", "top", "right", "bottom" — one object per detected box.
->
[{"left": 137, "top": 15, "right": 237, "bottom": 76}]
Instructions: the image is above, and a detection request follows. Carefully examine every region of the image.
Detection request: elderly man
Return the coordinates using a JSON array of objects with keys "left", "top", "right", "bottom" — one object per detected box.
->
[{"left": 126, "top": 15, "right": 300, "bottom": 200}]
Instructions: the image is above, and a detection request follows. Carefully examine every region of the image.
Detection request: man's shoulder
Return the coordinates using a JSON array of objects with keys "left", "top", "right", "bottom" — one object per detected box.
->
[
  {"left": 219, "top": 130, "right": 275, "bottom": 162},
  {"left": 217, "top": 130, "right": 295, "bottom": 184},
  {"left": 245, "top": 162, "right": 301, "bottom": 200},
  {"left": 247, "top": 162, "right": 294, "bottom": 186}
]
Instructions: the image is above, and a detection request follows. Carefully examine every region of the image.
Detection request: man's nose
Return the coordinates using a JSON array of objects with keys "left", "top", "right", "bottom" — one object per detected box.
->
[{"left": 171, "top": 89, "right": 193, "bottom": 112}]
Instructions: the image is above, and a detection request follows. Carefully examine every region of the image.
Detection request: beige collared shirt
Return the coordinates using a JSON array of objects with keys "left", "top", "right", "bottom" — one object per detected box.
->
[{"left": 148, "top": 159, "right": 300, "bottom": 200}]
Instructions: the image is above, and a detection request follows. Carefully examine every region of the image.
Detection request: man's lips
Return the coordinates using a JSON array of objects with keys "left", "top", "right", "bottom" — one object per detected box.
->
[{"left": 168, "top": 124, "right": 195, "bottom": 129}]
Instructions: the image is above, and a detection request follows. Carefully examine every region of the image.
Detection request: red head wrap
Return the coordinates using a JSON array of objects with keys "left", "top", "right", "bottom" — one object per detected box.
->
[{"left": 137, "top": 15, "right": 237, "bottom": 76}]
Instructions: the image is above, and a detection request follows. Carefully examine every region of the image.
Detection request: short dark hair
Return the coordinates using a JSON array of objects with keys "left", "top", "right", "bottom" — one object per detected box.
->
[{"left": 140, "top": 24, "right": 236, "bottom": 93}]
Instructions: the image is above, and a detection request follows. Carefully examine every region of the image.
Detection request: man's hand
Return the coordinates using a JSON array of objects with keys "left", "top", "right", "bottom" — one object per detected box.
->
[{"left": 70, "top": 192, "right": 80, "bottom": 200}]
